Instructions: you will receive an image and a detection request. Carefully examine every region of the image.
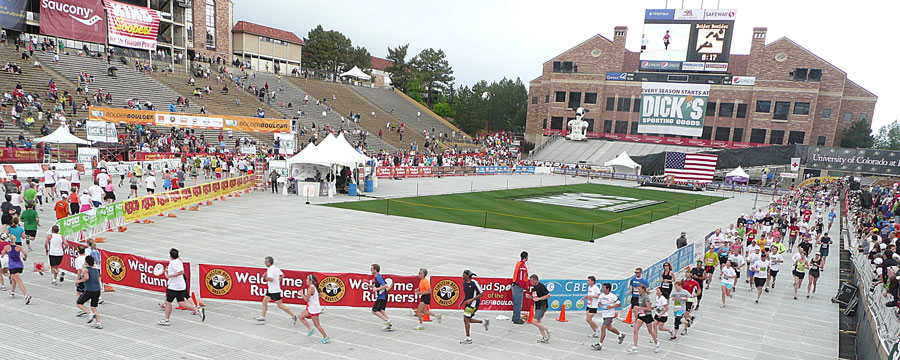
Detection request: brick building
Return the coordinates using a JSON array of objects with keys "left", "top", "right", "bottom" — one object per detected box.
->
[
  {"left": 525, "top": 26, "right": 877, "bottom": 148},
  {"left": 232, "top": 21, "right": 303, "bottom": 74},
  {"left": 185, "top": 0, "right": 234, "bottom": 61}
]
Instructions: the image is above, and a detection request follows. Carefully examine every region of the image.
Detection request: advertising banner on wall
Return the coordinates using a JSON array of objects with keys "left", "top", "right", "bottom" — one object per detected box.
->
[
  {"left": 0, "top": 147, "right": 42, "bottom": 162},
  {"left": 122, "top": 175, "right": 256, "bottom": 222},
  {"left": 86, "top": 120, "right": 118, "bottom": 142},
  {"left": 89, "top": 106, "right": 155, "bottom": 124},
  {"left": 274, "top": 133, "right": 296, "bottom": 155},
  {"left": 104, "top": 0, "right": 160, "bottom": 50},
  {"left": 638, "top": 82, "right": 709, "bottom": 137},
  {"left": 154, "top": 113, "right": 224, "bottom": 129},
  {"left": 102, "top": 249, "right": 191, "bottom": 293},
  {"left": 0, "top": 0, "right": 27, "bottom": 30},
  {"left": 89, "top": 106, "right": 291, "bottom": 133},
  {"left": 427, "top": 276, "right": 521, "bottom": 311},
  {"left": 198, "top": 264, "right": 420, "bottom": 308},
  {"left": 805, "top": 146, "right": 900, "bottom": 175},
  {"left": 40, "top": 0, "right": 107, "bottom": 44}
]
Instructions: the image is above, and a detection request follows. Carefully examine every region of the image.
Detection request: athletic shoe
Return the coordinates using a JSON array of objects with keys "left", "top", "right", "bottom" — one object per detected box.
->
[
  {"left": 618, "top": 333, "right": 626, "bottom": 344},
  {"left": 76, "top": 311, "right": 87, "bottom": 317},
  {"left": 627, "top": 346, "right": 639, "bottom": 353},
  {"left": 590, "top": 332, "right": 599, "bottom": 338},
  {"left": 512, "top": 319, "right": 525, "bottom": 325},
  {"left": 292, "top": 314, "right": 298, "bottom": 326},
  {"left": 669, "top": 334, "right": 677, "bottom": 341},
  {"left": 460, "top": 338, "right": 473, "bottom": 345},
  {"left": 754, "top": 300, "right": 759, "bottom": 303},
  {"left": 8, "top": 291, "right": 13, "bottom": 298},
  {"left": 307, "top": 329, "right": 316, "bottom": 337},
  {"left": 157, "top": 319, "right": 170, "bottom": 326},
  {"left": 437, "top": 314, "right": 443, "bottom": 323},
  {"left": 93, "top": 323, "right": 103, "bottom": 329},
  {"left": 255, "top": 317, "right": 266, "bottom": 322},
  {"left": 764, "top": 288, "right": 769, "bottom": 293},
  {"left": 546, "top": 329, "right": 552, "bottom": 340},
  {"left": 24, "top": 294, "right": 31, "bottom": 305},
  {"left": 0, "top": 286, "right": 5, "bottom": 291},
  {"left": 591, "top": 343, "right": 603, "bottom": 350},
  {"left": 483, "top": 319, "right": 490, "bottom": 331},
  {"left": 99, "top": 298, "right": 104, "bottom": 305},
  {"left": 681, "top": 328, "right": 688, "bottom": 336},
  {"left": 198, "top": 307, "right": 206, "bottom": 322},
  {"left": 59, "top": 273, "right": 65, "bottom": 283},
  {"left": 537, "top": 337, "right": 549, "bottom": 343},
  {"left": 414, "top": 326, "right": 425, "bottom": 330},
  {"left": 806, "top": 294, "right": 810, "bottom": 298},
  {"left": 669, "top": 329, "right": 675, "bottom": 339},
  {"left": 655, "top": 341, "right": 660, "bottom": 353},
  {"left": 88, "top": 313, "right": 96, "bottom": 323},
  {"left": 793, "top": 296, "right": 798, "bottom": 300},
  {"left": 771, "top": 283, "right": 775, "bottom": 289},
  {"left": 51, "top": 279, "right": 57, "bottom": 286},
  {"left": 320, "top": 337, "right": 331, "bottom": 344}
]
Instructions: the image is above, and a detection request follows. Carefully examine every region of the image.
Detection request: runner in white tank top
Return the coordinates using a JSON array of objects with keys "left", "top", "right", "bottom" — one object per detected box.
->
[{"left": 298, "top": 274, "right": 330, "bottom": 344}]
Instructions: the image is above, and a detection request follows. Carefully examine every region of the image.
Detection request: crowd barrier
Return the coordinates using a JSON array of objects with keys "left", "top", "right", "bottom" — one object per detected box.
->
[{"left": 60, "top": 239, "right": 191, "bottom": 293}]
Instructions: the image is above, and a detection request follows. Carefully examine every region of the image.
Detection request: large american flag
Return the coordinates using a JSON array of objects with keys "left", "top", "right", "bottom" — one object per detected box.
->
[{"left": 664, "top": 152, "right": 718, "bottom": 183}]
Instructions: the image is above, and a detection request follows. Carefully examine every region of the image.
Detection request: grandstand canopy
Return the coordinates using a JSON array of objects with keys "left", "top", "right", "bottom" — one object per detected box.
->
[
  {"left": 604, "top": 151, "right": 641, "bottom": 174},
  {"left": 34, "top": 125, "right": 90, "bottom": 145},
  {"left": 286, "top": 133, "right": 370, "bottom": 167},
  {"left": 339, "top": 66, "right": 371, "bottom": 81},
  {"left": 726, "top": 166, "right": 750, "bottom": 184}
]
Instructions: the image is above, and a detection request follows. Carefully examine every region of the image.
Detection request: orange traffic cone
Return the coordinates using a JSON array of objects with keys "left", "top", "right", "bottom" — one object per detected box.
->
[
  {"left": 220, "top": 196, "right": 226, "bottom": 201},
  {"left": 188, "top": 206, "right": 199, "bottom": 211},
  {"left": 103, "top": 284, "right": 116, "bottom": 292},
  {"left": 556, "top": 304, "right": 568, "bottom": 322},
  {"left": 158, "top": 213, "right": 165, "bottom": 217},
  {"left": 622, "top": 308, "right": 634, "bottom": 324},
  {"left": 117, "top": 226, "right": 127, "bottom": 232},
  {"left": 167, "top": 213, "right": 177, "bottom": 218},
  {"left": 133, "top": 220, "right": 141, "bottom": 224},
  {"left": 180, "top": 207, "right": 186, "bottom": 210},
  {"left": 526, "top": 305, "right": 534, "bottom": 324},
  {"left": 142, "top": 219, "right": 154, "bottom": 224},
  {"left": 206, "top": 200, "right": 213, "bottom": 205},
  {"left": 94, "top": 237, "right": 106, "bottom": 243},
  {"left": 235, "top": 193, "right": 241, "bottom": 197},
  {"left": 423, "top": 306, "right": 433, "bottom": 322}
]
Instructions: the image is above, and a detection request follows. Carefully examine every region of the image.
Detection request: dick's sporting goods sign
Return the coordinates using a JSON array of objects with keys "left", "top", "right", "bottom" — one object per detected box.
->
[{"left": 639, "top": 82, "right": 709, "bottom": 137}]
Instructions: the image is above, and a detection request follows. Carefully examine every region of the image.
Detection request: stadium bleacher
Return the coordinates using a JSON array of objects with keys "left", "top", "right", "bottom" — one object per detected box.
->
[
  {"left": 352, "top": 86, "right": 465, "bottom": 142},
  {"left": 529, "top": 138, "right": 710, "bottom": 165}
]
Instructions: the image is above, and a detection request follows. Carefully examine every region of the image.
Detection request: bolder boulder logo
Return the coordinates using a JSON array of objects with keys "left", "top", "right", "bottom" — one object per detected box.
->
[
  {"left": 105, "top": 255, "right": 126, "bottom": 282},
  {"left": 432, "top": 279, "right": 460, "bottom": 307},
  {"left": 205, "top": 269, "right": 232, "bottom": 296},
  {"left": 318, "top": 276, "right": 345, "bottom": 303}
]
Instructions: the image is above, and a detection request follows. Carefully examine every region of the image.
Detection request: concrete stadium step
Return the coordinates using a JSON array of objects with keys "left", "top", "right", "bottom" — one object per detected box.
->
[{"left": 352, "top": 85, "right": 467, "bottom": 142}]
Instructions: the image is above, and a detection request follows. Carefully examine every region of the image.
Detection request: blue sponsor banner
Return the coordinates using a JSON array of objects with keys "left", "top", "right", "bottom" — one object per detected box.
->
[
  {"left": 0, "top": 0, "right": 26, "bottom": 31},
  {"left": 645, "top": 9, "right": 675, "bottom": 20},
  {"left": 514, "top": 166, "right": 536, "bottom": 174},
  {"left": 544, "top": 279, "right": 629, "bottom": 311},
  {"left": 476, "top": 166, "right": 510, "bottom": 175},
  {"left": 606, "top": 72, "right": 628, "bottom": 81}
]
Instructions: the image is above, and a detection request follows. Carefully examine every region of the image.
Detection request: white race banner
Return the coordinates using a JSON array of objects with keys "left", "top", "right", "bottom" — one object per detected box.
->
[
  {"left": 86, "top": 121, "right": 118, "bottom": 142},
  {"left": 154, "top": 113, "right": 224, "bottom": 129},
  {"left": 274, "top": 133, "right": 296, "bottom": 155},
  {"left": 78, "top": 147, "right": 99, "bottom": 165},
  {"left": 240, "top": 144, "right": 257, "bottom": 154}
]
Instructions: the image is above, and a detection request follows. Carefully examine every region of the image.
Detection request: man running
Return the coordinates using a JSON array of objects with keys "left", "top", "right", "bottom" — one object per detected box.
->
[
  {"left": 20, "top": 203, "right": 38, "bottom": 250},
  {"left": 157, "top": 248, "right": 205, "bottom": 326},
  {"left": 369, "top": 264, "right": 392, "bottom": 331},
  {"left": 689, "top": 261, "right": 706, "bottom": 310},
  {"left": 752, "top": 253, "right": 770, "bottom": 303},
  {"left": 581, "top": 276, "right": 601, "bottom": 337},
  {"left": 527, "top": 274, "right": 552, "bottom": 343},
  {"left": 75, "top": 255, "right": 103, "bottom": 329},
  {"left": 765, "top": 245, "right": 783, "bottom": 292},
  {"left": 255, "top": 256, "right": 298, "bottom": 324},
  {"left": 681, "top": 272, "right": 700, "bottom": 334},
  {"left": 591, "top": 282, "right": 626, "bottom": 350},
  {"left": 668, "top": 281, "right": 691, "bottom": 340},
  {"left": 629, "top": 267, "right": 649, "bottom": 322},
  {"left": 459, "top": 269, "right": 488, "bottom": 344},
  {"left": 702, "top": 247, "right": 719, "bottom": 289},
  {"left": 43, "top": 166, "right": 57, "bottom": 201},
  {"left": 44, "top": 225, "right": 64, "bottom": 285},
  {"left": 414, "top": 268, "right": 440, "bottom": 330}
]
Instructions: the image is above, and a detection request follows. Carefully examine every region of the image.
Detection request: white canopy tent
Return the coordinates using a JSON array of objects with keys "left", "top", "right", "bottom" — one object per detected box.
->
[
  {"left": 34, "top": 125, "right": 90, "bottom": 145},
  {"left": 339, "top": 66, "right": 371, "bottom": 81},
  {"left": 725, "top": 166, "right": 750, "bottom": 184},
  {"left": 603, "top": 151, "right": 641, "bottom": 175}
]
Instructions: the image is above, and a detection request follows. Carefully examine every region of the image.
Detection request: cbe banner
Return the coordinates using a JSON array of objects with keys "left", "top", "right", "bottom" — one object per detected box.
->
[
  {"left": 122, "top": 175, "right": 256, "bottom": 222},
  {"left": 427, "top": 276, "right": 526, "bottom": 311},
  {"left": 198, "top": 264, "right": 419, "bottom": 308}
]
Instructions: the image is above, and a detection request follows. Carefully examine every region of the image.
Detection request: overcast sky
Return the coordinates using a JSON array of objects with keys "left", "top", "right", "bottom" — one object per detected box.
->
[{"left": 234, "top": 0, "right": 896, "bottom": 130}]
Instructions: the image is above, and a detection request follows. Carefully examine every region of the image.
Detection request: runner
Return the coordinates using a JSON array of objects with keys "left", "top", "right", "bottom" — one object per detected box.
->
[
  {"left": 20, "top": 203, "right": 38, "bottom": 251},
  {"left": 88, "top": 181, "right": 103, "bottom": 208},
  {"left": 117, "top": 162, "right": 127, "bottom": 187},
  {"left": 1, "top": 236, "right": 30, "bottom": 304},
  {"left": 746, "top": 247, "right": 761, "bottom": 290},
  {"left": 44, "top": 225, "right": 65, "bottom": 285},
  {"left": 653, "top": 287, "right": 674, "bottom": 339},
  {"left": 581, "top": 276, "right": 601, "bottom": 337},
  {"left": 43, "top": 166, "right": 57, "bottom": 201},
  {"left": 526, "top": 274, "right": 552, "bottom": 343},
  {"left": 145, "top": 173, "right": 157, "bottom": 194},
  {"left": 660, "top": 262, "right": 674, "bottom": 299},
  {"left": 728, "top": 248, "right": 745, "bottom": 289},
  {"left": 103, "top": 181, "right": 116, "bottom": 204},
  {"left": 792, "top": 251, "right": 809, "bottom": 300},
  {"left": 1, "top": 194, "right": 13, "bottom": 233},
  {"left": 74, "top": 245, "right": 86, "bottom": 301},
  {"left": 254, "top": 256, "right": 298, "bottom": 324},
  {"left": 819, "top": 232, "right": 832, "bottom": 270},
  {"left": 668, "top": 281, "right": 691, "bottom": 340},
  {"left": 459, "top": 269, "right": 488, "bottom": 344},
  {"left": 681, "top": 272, "right": 700, "bottom": 335},
  {"left": 369, "top": 264, "right": 393, "bottom": 331},
  {"left": 157, "top": 248, "right": 205, "bottom": 326},
  {"left": 75, "top": 255, "right": 103, "bottom": 329},
  {"left": 702, "top": 248, "right": 719, "bottom": 289},
  {"left": 590, "top": 283, "right": 626, "bottom": 351},
  {"left": 752, "top": 253, "right": 770, "bottom": 303},
  {"left": 298, "top": 274, "right": 330, "bottom": 344},
  {"left": 628, "top": 284, "right": 659, "bottom": 353},
  {"left": 129, "top": 172, "right": 139, "bottom": 199},
  {"left": 70, "top": 167, "right": 81, "bottom": 194},
  {"left": 720, "top": 260, "right": 736, "bottom": 308},
  {"left": 689, "top": 261, "right": 706, "bottom": 310},
  {"left": 765, "top": 245, "right": 784, "bottom": 292},
  {"left": 413, "top": 268, "right": 440, "bottom": 330},
  {"left": 629, "top": 267, "right": 649, "bottom": 322},
  {"left": 807, "top": 253, "right": 823, "bottom": 297}
]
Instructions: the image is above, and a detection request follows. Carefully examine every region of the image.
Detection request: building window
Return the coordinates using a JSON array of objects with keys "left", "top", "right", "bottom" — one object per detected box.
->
[
  {"left": 706, "top": 101, "right": 717, "bottom": 115},
  {"left": 555, "top": 91, "right": 566, "bottom": 102},
  {"left": 736, "top": 104, "right": 747, "bottom": 118},
  {"left": 603, "top": 120, "right": 613, "bottom": 133},
  {"left": 633, "top": 100, "right": 640, "bottom": 113},
  {"left": 817, "top": 136, "right": 826, "bottom": 146},
  {"left": 617, "top": 98, "right": 631, "bottom": 112},
  {"left": 552, "top": 61, "right": 575, "bottom": 73},
  {"left": 788, "top": 131, "right": 805, "bottom": 144},
  {"left": 861, "top": 113, "right": 868, "bottom": 122},
  {"left": 732, "top": 128, "right": 744, "bottom": 142},
  {"left": 553, "top": 61, "right": 561, "bottom": 72},
  {"left": 542, "top": 119, "right": 547, "bottom": 129},
  {"left": 756, "top": 100, "right": 771, "bottom": 113},
  {"left": 545, "top": 95, "right": 550, "bottom": 103},
  {"left": 205, "top": 0, "right": 216, "bottom": 49},
  {"left": 822, "top": 108, "right": 831, "bottom": 118},
  {"left": 749, "top": 128, "right": 766, "bottom": 143},
  {"left": 773, "top": 101, "right": 791, "bottom": 120},
  {"left": 715, "top": 127, "right": 730, "bottom": 141},
  {"left": 584, "top": 119, "right": 595, "bottom": 132},
  {"left": 584, "top": 93, "right": 597, "bottom": 104},
  {"left": 550, "top": 117, "right": 563, "bottom": 129},
  {"left": 793, "top": 102, "right": 810, "bottom": 115},
  {"left": 630, "top": 122, "right": 639, "bottom": 134},
  {"left": 185, "top": 7, "right": 193, "bottom": 48},
  {"left": 844, "top": 112, "right": 853, "bottom": 122},
  {"left": 568, "top": 92, "right": 581, "bottom": 109},
  {"left": 531, "top": 96, "right": 537, "bottom": 105},
  {"left": 614, "top": 121, "right": 628, "bottom": 134},
  {"left": 605, "top": 97, "right": 615, "bottom": 111},
  {"left": 718, "top": 103, "right": 734, "bottom": 118},
  {"left": 769, "top": 130, "right": 784, "bottom": 145},
  {"left": 701, "top": 126, "right": 712, "bottom": 140}
]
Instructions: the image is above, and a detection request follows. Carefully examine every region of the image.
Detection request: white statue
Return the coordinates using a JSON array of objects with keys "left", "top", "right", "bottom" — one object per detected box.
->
[{"left": 565, "top": 107, "right": 589, "bottom": 141}]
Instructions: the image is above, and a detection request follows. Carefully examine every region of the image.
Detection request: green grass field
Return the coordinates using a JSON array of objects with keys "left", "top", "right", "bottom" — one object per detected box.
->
[{"left": 325, "top": 183, "right": 724, "bottom": 241}]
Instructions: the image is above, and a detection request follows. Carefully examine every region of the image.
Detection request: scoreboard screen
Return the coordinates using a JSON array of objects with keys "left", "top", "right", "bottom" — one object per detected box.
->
[{"left": 640, "top": 9, "right": 736, "bottom": 73}]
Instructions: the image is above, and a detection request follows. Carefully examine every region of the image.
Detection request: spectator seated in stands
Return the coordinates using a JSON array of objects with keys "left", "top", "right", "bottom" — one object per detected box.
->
[
  {"left": 107, "top": 67, "right": 118, "bottom": 77},
  {"left": 189, "top": 77, "right": 195, "bottom": 86},
  {"left": 32, "top": 59, "right": 41, "bottom": 69},
  {"left": 39, "top": 124, "right": 50, "bottom": 136},
  {"left": 4, "top": 137, "right": 12, "bottom": 147},
  {"left": 222, "top": 85, "right": 229, "bottom": 94},
  {"left": 192, "top": 89, "right": 202, "bottom": 98},
  {"left": 169, "top": 102, "right": 176, "bottom": 112},
  {"left": 23, "top": 116, "right": 34, "bottom": 130}
]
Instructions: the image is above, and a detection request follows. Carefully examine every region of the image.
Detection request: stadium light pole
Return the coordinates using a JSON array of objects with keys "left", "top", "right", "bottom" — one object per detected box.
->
[{"left": 482, "top": 91, "right": 492, "bottom": 132}]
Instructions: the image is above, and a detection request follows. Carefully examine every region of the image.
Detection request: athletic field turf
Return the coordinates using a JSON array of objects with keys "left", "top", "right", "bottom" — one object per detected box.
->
[{"left": 326, "top": 183, "right": 724, "bottom": 241}]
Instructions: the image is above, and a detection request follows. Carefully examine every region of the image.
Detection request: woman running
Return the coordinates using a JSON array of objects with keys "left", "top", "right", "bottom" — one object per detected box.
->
[
  {"left": 1, "top": 237, "right": 30, "bottom": 304},
  {"left": 298, "top": 274, "right": 330, "bottom": 344},
  {"left": 629, "top": 284, "right": 659, "bottom": 354},
  {"left": 75, "top": 255, "right": 103, "bottom": 329},
  {"left": 660, "top": 262, "right": 674, "bottom": 299},
  {"left": 792, "top": 251, "right": 809, "bottom": 300},
  {"left": 720, "top": 260, "right": 736, "bottom": 308},
  {"left": 129, "top": 172, "right": 139, "bottom": 199},
  {"left": 414, "top": 268, "right": 440, "bottom": 330},
  {"left": 653, "top": 287, "right": 674, "bottom": 339},
  {"left": 807, "top": 253, "right": 823, "bottom": 297}
]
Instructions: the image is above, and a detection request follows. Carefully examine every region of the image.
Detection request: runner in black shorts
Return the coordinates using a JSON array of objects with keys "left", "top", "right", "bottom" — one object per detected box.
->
[
  {"left": 459, "top": 269, "right": 488, "bottom": 344},
  {"left": 254, "top": 256, "right": 298, "bottom": 324},
  {"left": 414, "top": 268, "right": 440, "bottom": 330},
  {"left": 690, "top": 261, "right": 706, "bottom": 310}
]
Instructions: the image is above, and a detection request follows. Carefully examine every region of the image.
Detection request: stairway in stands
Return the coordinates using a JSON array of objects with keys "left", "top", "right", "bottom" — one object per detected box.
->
[
  {"left": 241, "top": 72, "right": 395, "bottom": 153},
  {"left": 352, "top": 86, "right": 466, "bottom": 143}
]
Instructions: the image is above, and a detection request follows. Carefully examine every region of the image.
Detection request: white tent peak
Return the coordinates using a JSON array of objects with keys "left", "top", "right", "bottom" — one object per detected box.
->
[
  {"left": 604, "top": 152, "right": 640, "bottom": 168},
  {"left": 726, "top": 166, "right": 749, "bottom": 178},
  {"left": 34, "top": 125, "right": 90, "bottom": 145},
  {"left": 339, "top": 66, "right": 371, "bottom": 81}
]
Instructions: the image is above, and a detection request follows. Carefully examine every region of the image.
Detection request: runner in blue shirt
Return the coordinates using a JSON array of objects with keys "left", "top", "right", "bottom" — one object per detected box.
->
[
  {"left": 370, "top": 264, "right": 393, "bottom": 331},
  {"left": 827, "top": 210, "right": 836, "bottom": 230},
  {"left": 628, "top": 268, "right": 649, "bottom": 323}
]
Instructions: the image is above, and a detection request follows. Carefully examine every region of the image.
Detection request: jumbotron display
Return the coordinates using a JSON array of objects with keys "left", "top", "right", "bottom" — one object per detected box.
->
[{"left": 640, "top": 9, "right": 736, "bottom": 72}]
